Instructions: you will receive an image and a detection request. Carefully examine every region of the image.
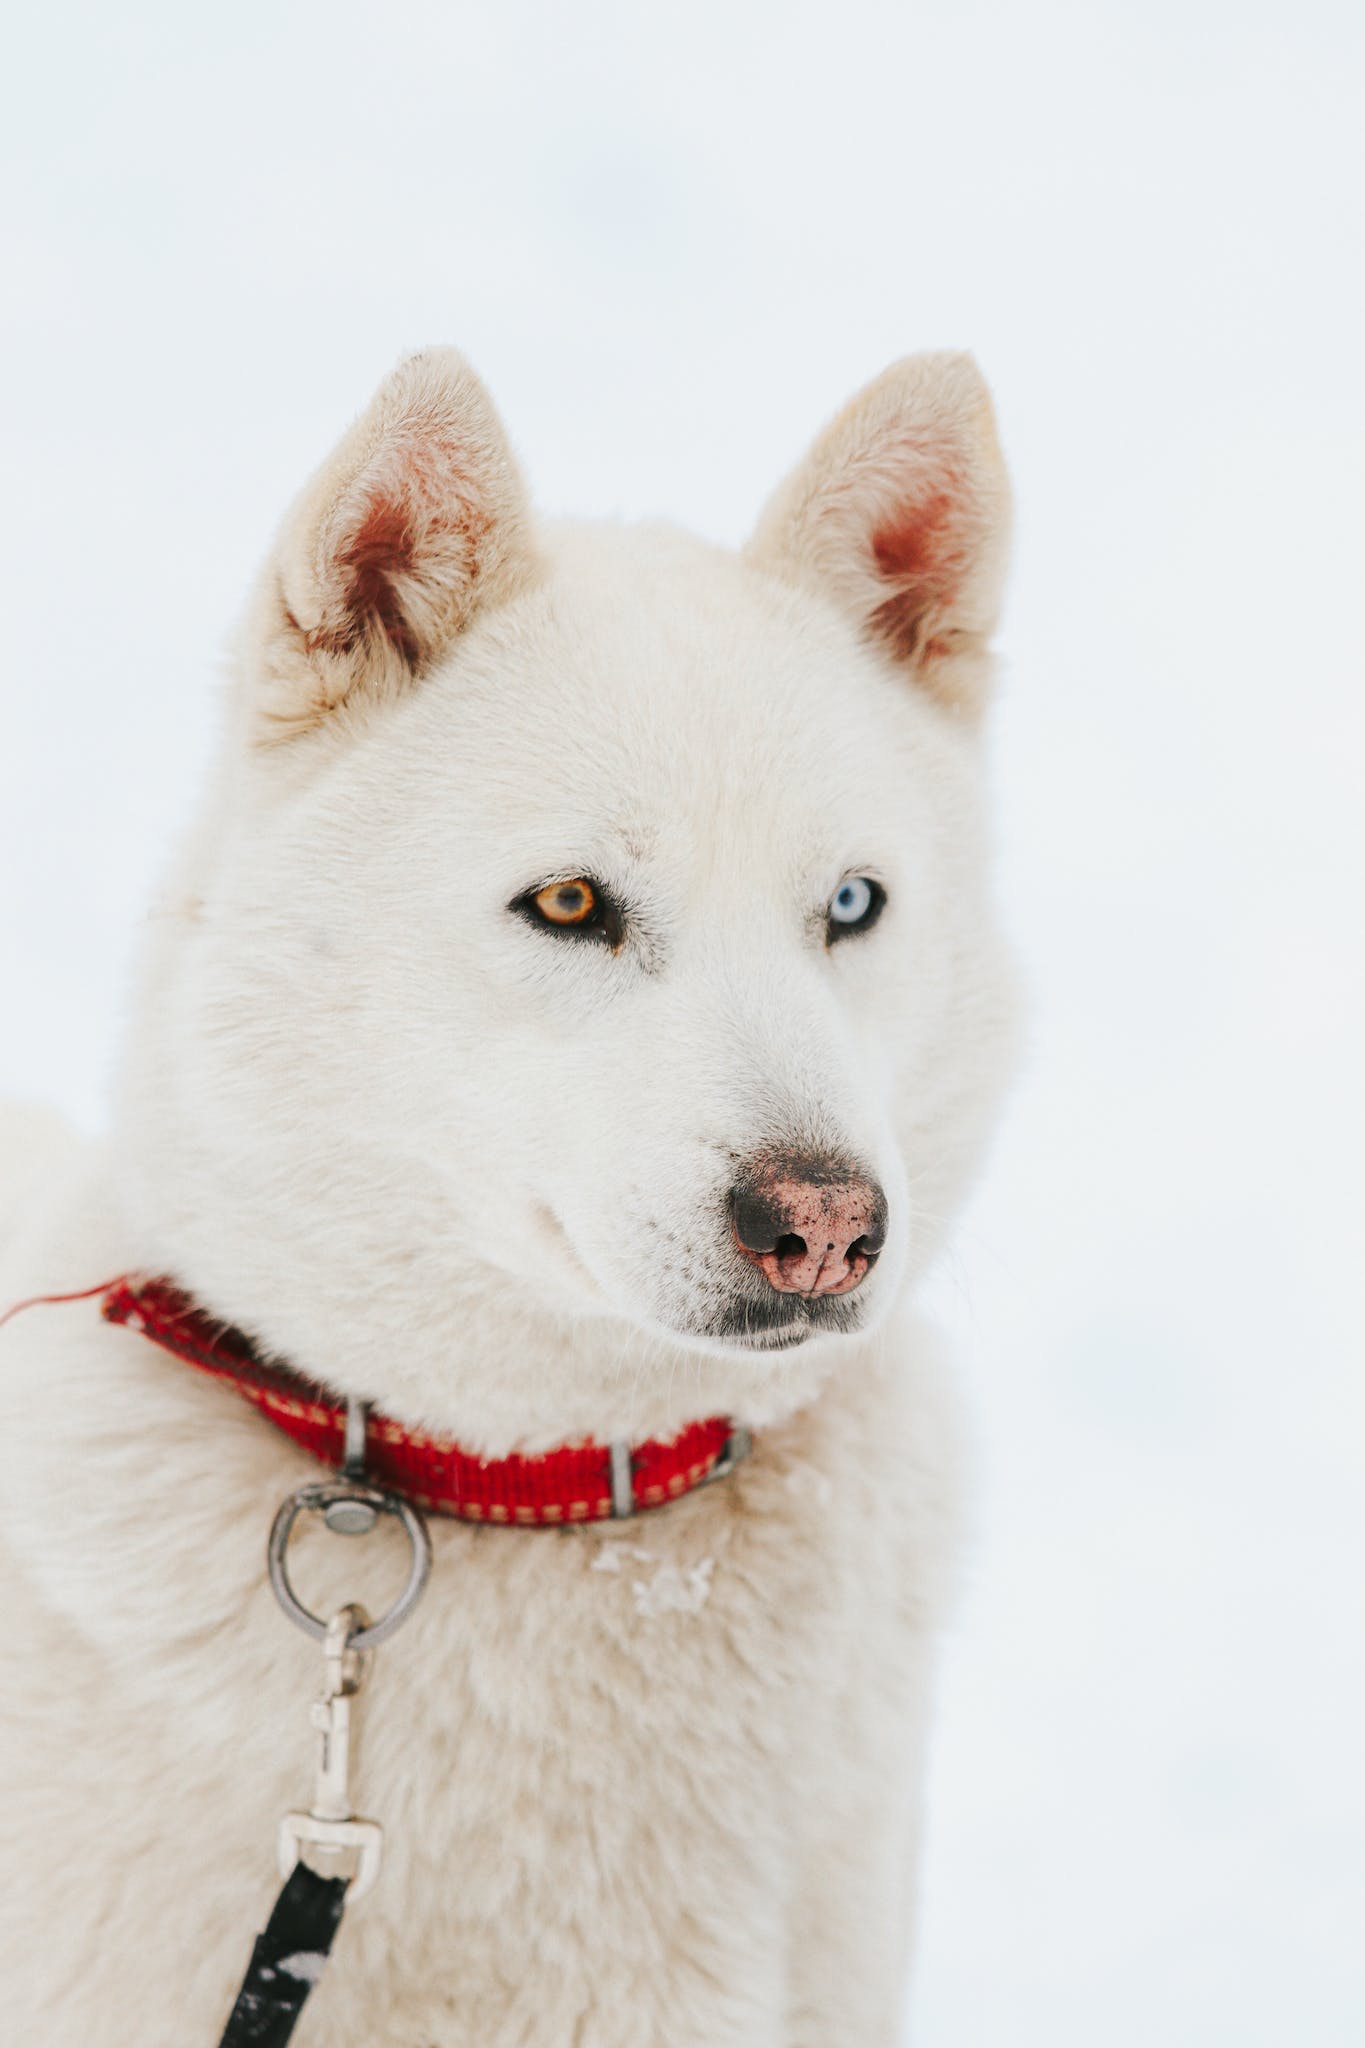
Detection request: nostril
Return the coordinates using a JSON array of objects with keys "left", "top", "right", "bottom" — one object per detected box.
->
[
  {"left": 774, "top": 1232, "right": 807, "bottom": 1264},
  {"left": 848, "top": 1233, "right": 882, "bottom": 1265}
]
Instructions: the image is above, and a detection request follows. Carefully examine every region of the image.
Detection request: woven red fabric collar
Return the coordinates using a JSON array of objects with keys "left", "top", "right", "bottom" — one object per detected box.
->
[{"left": 101, "top": 1277, "right": 745, "bottom": 1525}]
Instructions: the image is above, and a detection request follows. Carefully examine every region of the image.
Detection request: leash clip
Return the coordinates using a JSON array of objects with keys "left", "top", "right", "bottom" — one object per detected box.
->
[{"left": 277, "top": 1607, "right": 384, "bottom": 1902}]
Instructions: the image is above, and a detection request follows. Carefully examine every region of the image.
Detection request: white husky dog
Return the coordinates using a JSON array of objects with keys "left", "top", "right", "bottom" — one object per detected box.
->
[{"left": 0, "top": 347, "right": 1013, "bottom": 2046}]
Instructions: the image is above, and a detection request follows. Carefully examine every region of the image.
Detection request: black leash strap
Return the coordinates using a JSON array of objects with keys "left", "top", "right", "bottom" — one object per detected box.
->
[{"left": 217, "top": 1862, "right": 350, "bottom": 2047}]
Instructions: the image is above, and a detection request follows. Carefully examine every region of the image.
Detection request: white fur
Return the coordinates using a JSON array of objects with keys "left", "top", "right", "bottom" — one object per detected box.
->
[{"left": 0, "top": 347, "right": 1013, "bottom": 2044}]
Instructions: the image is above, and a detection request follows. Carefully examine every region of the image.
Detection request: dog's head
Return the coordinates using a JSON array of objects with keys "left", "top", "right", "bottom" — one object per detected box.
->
[{"left": 119, "top": 350, "right": 1014, "bottom": 1437}]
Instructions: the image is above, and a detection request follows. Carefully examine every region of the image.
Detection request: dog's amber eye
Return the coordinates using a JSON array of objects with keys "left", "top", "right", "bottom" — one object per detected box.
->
[
  {"left": 513, "top": 874, "right": 624, "bottom": 949},
  {"left": 534, "top": 879, "right": 597, "bottom": 926}
]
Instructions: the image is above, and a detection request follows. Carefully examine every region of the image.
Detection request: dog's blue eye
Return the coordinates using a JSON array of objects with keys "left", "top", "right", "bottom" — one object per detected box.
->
[
  {"left": 831, "top": 879, "right": 872, "bottom": 923},
  {"left": 827, "top": 876, "right": 885, "bottom": 942}
]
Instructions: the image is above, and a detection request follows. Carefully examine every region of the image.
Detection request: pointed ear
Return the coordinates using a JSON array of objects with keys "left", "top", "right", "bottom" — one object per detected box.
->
[
  {"left": 248, "top": 349, "right": 537, "bottom": 740},
  {"left": 748, "top": 353, "right": 1011, "bottom": 717}
]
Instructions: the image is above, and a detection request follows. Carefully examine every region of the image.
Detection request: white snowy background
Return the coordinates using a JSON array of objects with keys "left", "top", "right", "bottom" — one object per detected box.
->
[{"left": 2, "top": 3, "right": 1362, "bottom": 2041}]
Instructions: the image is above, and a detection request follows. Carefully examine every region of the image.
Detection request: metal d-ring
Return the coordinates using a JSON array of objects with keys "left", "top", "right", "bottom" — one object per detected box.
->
[{"left": 267, "top": 1479, "right": 432, "bottom": 1652}]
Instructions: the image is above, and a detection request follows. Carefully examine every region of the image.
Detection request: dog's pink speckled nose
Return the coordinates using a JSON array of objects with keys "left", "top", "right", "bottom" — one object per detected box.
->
[{"left": 730, "top": 1161, "right": 886, "bottom": 1298}]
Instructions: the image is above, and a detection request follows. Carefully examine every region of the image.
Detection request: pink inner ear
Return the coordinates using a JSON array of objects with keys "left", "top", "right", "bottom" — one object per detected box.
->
[
  {"left": 868, "top": 482, "right": 969, "bottom": 663},
  {"left": 336, "top": 498, "right": 421, "bottom": 663},
  {"left": 307, "top": 427, "right": 494, "bottom": 670}
]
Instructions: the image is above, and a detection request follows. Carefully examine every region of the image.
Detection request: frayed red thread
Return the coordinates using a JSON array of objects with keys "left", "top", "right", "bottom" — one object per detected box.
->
[{"left": 0, "top": 1276, "right": 132, "bottom": 1334}]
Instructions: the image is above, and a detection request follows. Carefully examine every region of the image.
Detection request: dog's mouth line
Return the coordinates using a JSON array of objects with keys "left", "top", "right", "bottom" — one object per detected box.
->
[{"left": 695, "top": 1290, "right": 871, "bottom": 1353}]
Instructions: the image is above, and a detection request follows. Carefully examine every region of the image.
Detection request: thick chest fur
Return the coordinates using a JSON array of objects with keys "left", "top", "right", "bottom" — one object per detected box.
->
[{"left": 0, "top": 1162, "right": 961, "bottom": 2046}]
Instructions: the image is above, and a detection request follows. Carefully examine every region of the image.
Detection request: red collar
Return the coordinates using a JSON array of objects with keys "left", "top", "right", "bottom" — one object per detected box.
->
[{"left": 101, "top": 1277, "right": 748, "bottom": 1525}]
